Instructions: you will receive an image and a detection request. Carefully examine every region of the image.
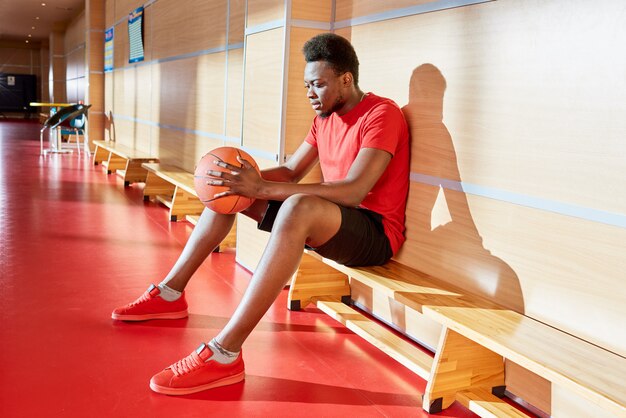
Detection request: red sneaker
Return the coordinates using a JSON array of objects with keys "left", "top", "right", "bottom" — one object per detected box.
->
[
  {"left": 150, "top": 343, "right": 245, "bottom": 395},
  {"left": 111, "top": 284, "right": 188, "bottom": 321}
]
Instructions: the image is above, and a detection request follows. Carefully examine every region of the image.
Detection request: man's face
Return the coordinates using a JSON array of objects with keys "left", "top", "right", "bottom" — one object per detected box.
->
[{"left": 304, "top": 61, "right": 347, "bottom": 118}]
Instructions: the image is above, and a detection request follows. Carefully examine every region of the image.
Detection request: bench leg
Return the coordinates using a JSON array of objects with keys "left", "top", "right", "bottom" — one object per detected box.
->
[
  {"left": 105, "top": 154, "right": 127, "bottom": 174},
  {"left": 288, "top": 253, "right": 351, "bottom": 311},
  {"left": 122, "top": 160, "right": 151, "bottom": 185},
  {"left": 170, "top": 187, "right": 205, "bottom": 222},
  {"left": 93, "top": 146, "right": 110, "bottom": 166},
  {"left": 423, "top": 327, "right": 505, "bottom": 413},
  {"left": 143, "top": 172, "right": 176, "bottom": 201}
]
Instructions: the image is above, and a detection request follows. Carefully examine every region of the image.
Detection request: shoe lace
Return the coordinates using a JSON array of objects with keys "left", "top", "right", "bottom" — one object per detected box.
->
[
  {"left": 170, "top": 351, "right": 204, "bottom": 376},
  {"left": 127, "top": 290, "right": 152, "bottom": 308}
]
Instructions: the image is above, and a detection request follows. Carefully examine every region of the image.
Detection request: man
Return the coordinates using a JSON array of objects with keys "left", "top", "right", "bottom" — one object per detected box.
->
[{"left": 112, "top": 33, "right": 409, "bottom": 395}]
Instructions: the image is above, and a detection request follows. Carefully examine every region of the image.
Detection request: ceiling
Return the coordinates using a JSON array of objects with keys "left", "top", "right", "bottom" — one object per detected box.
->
[{"left": 0, "top": 0, "right": 85, "bottom": 44}]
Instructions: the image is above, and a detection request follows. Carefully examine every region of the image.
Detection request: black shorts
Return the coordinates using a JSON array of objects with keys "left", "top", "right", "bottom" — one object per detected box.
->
[{"left": 257, "top": 200, "right": 392, "bottom": 267}]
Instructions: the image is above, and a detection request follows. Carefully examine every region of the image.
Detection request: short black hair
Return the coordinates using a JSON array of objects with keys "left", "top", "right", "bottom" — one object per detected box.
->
[{"left": 302, "top": 33, "right": 360, "bottom": 86}]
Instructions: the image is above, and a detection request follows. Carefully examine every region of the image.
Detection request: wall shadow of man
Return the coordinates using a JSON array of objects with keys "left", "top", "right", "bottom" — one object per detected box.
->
[{"left": 397, "top": 64, "right": 525, "bottom": 313}]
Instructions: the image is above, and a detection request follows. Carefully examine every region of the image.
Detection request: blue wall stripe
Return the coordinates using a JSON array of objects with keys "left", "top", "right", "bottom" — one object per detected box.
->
[
  {"left": 411, "top": 173, "right": 626, "bottom": 229},
  {"left": 334, "top": 0, "right": 493, "bottom": 29}
]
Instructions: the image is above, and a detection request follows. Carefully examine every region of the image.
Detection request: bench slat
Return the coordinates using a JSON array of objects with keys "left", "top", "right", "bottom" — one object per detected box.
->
[
  {"left": 142, "top": 163, "right": 197, "bottom": 197},
  {"left": 316, "top": 297, "right": 433, "bottom": 380},
  {"left": 322, "top": 258, "right": 502, "bottom": 313},
  {"left": 456, "top": 388, "right": 531, "bottom": 418},
  {"left": 93, "top": 140, "right": 157, "bottom": 161}
]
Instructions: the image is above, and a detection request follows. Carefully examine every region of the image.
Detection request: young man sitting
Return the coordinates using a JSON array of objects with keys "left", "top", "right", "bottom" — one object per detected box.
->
[{"left": 112, "top": 33, "right": 410, "bottom": 395}]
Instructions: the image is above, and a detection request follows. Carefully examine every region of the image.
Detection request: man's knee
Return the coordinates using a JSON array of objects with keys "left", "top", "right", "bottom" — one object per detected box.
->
[
  {"left": 277, "top": 194, "right": 336, "bottom": 227},
  {"left": 281, "top": 194, "right": 322, "bottom": 216}
]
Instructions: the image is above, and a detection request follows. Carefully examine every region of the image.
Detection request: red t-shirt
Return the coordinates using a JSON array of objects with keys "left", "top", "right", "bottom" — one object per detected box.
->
[{"left": 304, "top": 93, "right": 409, "bottom": 255}]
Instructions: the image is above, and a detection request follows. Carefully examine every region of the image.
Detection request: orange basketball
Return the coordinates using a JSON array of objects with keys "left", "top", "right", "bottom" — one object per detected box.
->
[{"left": 194, "top": 147, "right": 259, "bottom": 214}]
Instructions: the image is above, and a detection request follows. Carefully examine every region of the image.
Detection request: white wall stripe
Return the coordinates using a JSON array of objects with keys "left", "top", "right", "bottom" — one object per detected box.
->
[
  {"left": 411, "top": 173, "right": 626, "bottom": 229},
  {"left": 245, "top": 19, "right": 284, "bottom": 35},
  {"left": 334, "top": 0, "right": 494, "bottom": 29}
]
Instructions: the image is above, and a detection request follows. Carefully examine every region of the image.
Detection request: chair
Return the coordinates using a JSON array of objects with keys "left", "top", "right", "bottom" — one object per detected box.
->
[
  {"left": 40, "top": 104, "right": 91, "bottom": 155},
  {"left": 56, "top": 108, "right": 90, "bottom": 156},
  {"left": 68, "top": 113, "right": 88, "bottom": 156}
]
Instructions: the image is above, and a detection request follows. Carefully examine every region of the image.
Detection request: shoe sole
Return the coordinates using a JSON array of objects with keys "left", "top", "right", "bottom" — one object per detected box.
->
[
  {"left": 149, "top": 371, "right": 245, "bottom": 395},
  {"left": 111, "top": 310, "right": 188, "bottom": 321}
]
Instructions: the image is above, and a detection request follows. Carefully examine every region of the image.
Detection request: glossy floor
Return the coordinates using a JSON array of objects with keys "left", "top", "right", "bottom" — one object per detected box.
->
[{"left": 0, "top": 120, "right": 478, "bottom": 417}]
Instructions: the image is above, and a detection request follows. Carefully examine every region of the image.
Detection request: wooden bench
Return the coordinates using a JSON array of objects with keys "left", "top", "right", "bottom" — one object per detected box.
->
[
  {"left": 289, "top": 253, "right": 626, "bottom": 418},
  {"left": 142, "top": 163, "right": 206, "bottom": 222},
  {"left": 93, "top": 140, "right": 158, "bottom": 186},
  {"left": 142, "top": 162, "right": 236, "bottom": 249}
]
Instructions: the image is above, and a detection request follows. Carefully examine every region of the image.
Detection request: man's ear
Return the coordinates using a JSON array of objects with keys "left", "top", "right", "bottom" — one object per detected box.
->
[{"left": 343, "top": 72, "right": 353, "bottom": 87}]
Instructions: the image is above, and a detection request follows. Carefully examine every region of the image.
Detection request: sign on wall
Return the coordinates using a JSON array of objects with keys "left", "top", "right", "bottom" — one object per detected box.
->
[
  {"left": 104, "top": 27, "right": 114, "bottom": 72},
  {"left": 128, "top": 6, "right": 145, "bottom": 64}
]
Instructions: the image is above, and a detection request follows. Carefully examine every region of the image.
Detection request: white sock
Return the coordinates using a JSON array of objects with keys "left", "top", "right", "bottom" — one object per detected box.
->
[
  {"left": 157, "top": 282, "right": 182, "bottom": 302},
  {"left": 207, "top": 339, "right": 240, "bottom": 364}
]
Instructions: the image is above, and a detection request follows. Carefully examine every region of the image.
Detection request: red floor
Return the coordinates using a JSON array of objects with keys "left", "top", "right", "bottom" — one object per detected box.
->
[{"left": 0, "top": 120, "right": 478, "bottom": 417}]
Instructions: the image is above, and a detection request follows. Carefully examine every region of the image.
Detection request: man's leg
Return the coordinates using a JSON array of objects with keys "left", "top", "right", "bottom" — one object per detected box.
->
[
  {"left": 112, "top": 202, "right": 267, "bottom": 321},
  {"left": 162, "top": 208, "right": 236, "bottom": 291},
  {"left": 149, "top": 194, "right": 342, "bottom": 394},
  {"left": 215, "top": 194, "right": 342, "bottom": 351}
]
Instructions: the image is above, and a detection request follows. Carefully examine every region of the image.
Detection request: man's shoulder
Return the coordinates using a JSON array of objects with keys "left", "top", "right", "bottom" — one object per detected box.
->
[{"left": 364, "top": 93, "right": 403, "bottom": 112}]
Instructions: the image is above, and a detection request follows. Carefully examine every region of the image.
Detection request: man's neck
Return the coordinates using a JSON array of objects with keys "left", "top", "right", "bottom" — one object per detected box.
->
[{"left": 335, "top": 89, "right": 366, "bottom": 116}]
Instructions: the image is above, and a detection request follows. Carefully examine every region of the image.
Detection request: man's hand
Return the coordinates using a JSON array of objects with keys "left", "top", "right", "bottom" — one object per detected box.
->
[{"left": 206, "top": 156, "right": 263, "bottom": 199}]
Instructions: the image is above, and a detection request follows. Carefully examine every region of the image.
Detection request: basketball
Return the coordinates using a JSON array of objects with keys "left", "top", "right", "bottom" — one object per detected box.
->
[{"left": 194, "top": 147, "right": 259, "bottom": 214}]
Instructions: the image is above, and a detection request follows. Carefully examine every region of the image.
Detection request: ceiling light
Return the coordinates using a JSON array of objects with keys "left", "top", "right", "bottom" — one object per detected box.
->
[
  {"left": 36, "top": 17, "right": 40, "bottom": 20},
  {"left": 28, "top": 34, "right": 32, "bottom": 37},
  {"left": 41, "top": 3, "right": 47, "bottom": 6},
  {"left": 32, "top": 26, "right": 36, "bottom": 29},
  {"left": 26, "top": 40, "right": 30, "bottom": 43}
]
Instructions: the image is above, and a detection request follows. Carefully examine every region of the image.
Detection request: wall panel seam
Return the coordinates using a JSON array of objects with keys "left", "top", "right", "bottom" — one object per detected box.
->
[{"left": 411, "top": 172, "right": 626, "bottom": 228}]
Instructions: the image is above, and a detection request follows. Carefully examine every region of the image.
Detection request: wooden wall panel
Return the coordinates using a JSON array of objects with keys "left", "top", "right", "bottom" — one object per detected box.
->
[
  {"left": 155, "top": 128, "right": 222, "bottom": 174},
  {"left": 134, "top": 64, "right": 152, "bottom": 120},
  {"left": 151, "top": 0, "right": 227, "bottom": 60},
  {"left": 228, "top": 0, "right": 245, "bottom": 44},
  {"left": 112, "top": 69, "right": 128, "bottom": 115},
  {"left": 246, "top": 0, "right": 284, "bottom": 28},
  {"left": 241, "top": 27, "right": 284, "bottom": 158},
  {"left": 335, "top": 0, "right": 436, "bottom": 21},
  {"left": 112, "top": 20, "right": 127, "bottom": 69},
  {"left": 104, "top": 70, "right": 114, "bottom": 105},
  {"left": 291, "top": 0, "right": 333, "bottom": 22},
  {"left": 505, "top": 360, "right": 551, "bottom": 415},
  {"left": 104, "top": 72, "right": 113, "bottom": 115},
  {"left": 0, "top": 48, "right": 34, "bottom": 70},
  {"left": 284, "top": 27, "right": 322, "bottom": 157},
  {"left": 88, "top": 112, "right": 106, "bottom": 142},
  {"left": 153, "top": 53, "right": 225, "bottom": 140},
  {"left": 226, "top": 48, "right": 244, "bottom": 139},
  {"left": 114, "top": 0, "right": 145, "bottom": 23},
  {"left": 105, "top": 0, "right": 115, "bottom": 27},
  {"left": 350, "top": 0, "right": 626, "bottom": 215},
  {"left": 155, "top": 58, "right": 199, "bottom": 132},
  {"left": 234, "top": 156, "right": 276, "bottom": 272},
  {"left": 395, "top": 181, "right": 626, "bottom": 356},
  {"left": 88, "top": 31, "right": 104, "bottom": 74},
  {"left": 64, "top": 11, "right": 86, "bottom": 52},
  {"left": 351, "top": 278, "right": 442, "bottom": 351},
  {"left": 195, "top": 52, "right": 227, "bottom": 136}
]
